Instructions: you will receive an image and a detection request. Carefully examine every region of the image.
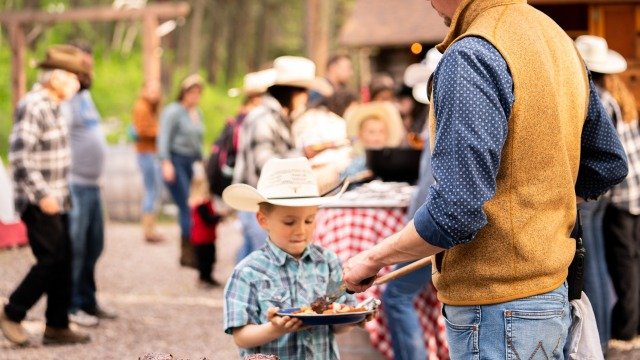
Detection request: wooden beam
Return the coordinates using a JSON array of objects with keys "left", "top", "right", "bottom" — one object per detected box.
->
[
  {"left": 7, "top": 21, "right": 25, "bottom": 109},
  {"left": 142, "top": 14, "right": 161, "bottom": 86},
  {"left": 0, "top": 2, "right": 190, "bottom": 25}
]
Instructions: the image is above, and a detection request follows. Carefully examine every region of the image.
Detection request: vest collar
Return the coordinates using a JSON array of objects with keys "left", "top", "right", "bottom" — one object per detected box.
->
[{"left": 437, "top": 0, "right": 527, "bottom": 53}]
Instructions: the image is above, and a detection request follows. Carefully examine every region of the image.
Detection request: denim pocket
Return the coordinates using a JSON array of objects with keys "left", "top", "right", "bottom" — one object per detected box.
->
[
  {"left": 504, "top": 308, "right": 567, "bottom": 360},
  {"left": 443, "top": 305, "right": 480, "bottom": 360}
]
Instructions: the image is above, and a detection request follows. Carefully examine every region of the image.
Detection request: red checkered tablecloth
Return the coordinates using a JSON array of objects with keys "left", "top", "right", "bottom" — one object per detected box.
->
[{"left": 314, "top": 207, "right": 449, "bottom": 360}]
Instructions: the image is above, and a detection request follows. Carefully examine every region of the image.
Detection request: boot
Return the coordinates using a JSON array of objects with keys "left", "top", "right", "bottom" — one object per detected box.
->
[
  {"left": 43, "top": 326, "right": 90, "bottom": 345},
  {"left": 0, "top": 309, "right": 28, "bottom": 346},
  {"left": 180, "top": 236, "right": 198, "bottom": 269},
  {"left": 142, "top": 214, "right": 165, "bottom": 243}
]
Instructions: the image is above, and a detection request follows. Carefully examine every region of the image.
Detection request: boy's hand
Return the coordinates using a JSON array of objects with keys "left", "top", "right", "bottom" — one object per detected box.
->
[{"left": 267, "top": 307, "right": 305, "bottom": 334}]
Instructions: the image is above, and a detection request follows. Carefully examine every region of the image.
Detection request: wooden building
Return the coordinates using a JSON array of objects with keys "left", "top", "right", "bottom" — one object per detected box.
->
[{"left": 340, "top": 0, "right": 640, "bottom": 104}]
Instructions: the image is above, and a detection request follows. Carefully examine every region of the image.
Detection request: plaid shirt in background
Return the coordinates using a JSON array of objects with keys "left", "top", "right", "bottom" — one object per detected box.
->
[
  {"left": 233, "top": 96, "right": 299, "bottom": 187},
  {"left": 597, "top": 88, "right": 640, "bottom": 215},
  {"left": 9, "top": 89, "right": 71, "bottom": 213},
  {"left": 224, "top": 240, "right": 355, "bottom": 360}
]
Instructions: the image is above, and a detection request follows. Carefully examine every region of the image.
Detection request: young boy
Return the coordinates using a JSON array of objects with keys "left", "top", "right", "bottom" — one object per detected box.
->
[{"left": 222, "top": 157, "right": 361, "bottom": 359}]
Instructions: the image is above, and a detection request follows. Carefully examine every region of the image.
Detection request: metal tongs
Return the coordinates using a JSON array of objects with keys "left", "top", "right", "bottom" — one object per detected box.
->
[{"left": 356, "top": 296, "right": 381, "bottom": 311}]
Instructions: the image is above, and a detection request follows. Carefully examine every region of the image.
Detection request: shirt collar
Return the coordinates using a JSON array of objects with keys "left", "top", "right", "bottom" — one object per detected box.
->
[{"left": 265, "top": 239, "right": 324, "bottom": 266}]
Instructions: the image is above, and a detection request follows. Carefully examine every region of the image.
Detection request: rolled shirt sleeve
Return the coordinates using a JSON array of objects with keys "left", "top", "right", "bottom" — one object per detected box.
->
[{"left": 414, "top": 37, "right": 513, "bottom": 249}]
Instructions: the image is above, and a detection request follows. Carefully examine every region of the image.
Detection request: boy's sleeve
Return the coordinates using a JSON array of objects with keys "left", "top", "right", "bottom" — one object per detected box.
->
[
  {"left": 224, "top": 268, "right": 260, "bottom": 334},
  {"left": 327, "top": 251, "right": 356, "bottom": 306}
]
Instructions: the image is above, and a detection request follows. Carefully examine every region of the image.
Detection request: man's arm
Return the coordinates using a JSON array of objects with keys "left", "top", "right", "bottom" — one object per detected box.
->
[{"left": 575, "top": 76, "right": 628, "bottom": 199}]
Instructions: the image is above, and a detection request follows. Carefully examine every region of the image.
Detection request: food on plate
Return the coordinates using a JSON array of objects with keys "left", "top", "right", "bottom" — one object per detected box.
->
[
  {"left": 244, "top": 354, "right": 280, "bottom": 360},
  {"left": 310, "top": 296, "right": 331, "bottom": 313},
  {"left": 294, "top": 302, "right": 367, "bottom": 315}
]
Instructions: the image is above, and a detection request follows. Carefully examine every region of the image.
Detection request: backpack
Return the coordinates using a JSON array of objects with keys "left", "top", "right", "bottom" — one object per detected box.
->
[{"left": 205, "top": 115, "right": 243, "bottom": 197}]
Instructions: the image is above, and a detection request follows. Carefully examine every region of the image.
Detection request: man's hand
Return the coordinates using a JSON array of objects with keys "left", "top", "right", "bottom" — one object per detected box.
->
[
  {"left": 161, "top": 160, "right": 175, "bottom": 183},
  {"left": 266, "top": 307, "right": 305, "bottom": 334},
  {"left": 343, "top": 250, "right": 384, "bottom": 293},
  {"left": 39, "top": 195, "right": 60, "bottom": 215}
]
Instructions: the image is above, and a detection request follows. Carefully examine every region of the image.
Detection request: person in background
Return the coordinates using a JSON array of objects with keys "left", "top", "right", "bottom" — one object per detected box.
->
[
  {"left": 577, "top": 35, "right": 640, "bottom": 345},
  {"left": 133, "top": 79, "right": 166, "bottom": 244},
  {"left": 65, "top": 42, "right": 117, "bottom": 328},
  {"left": 368, "top": 73, "right": 396, "bottom": 102},
  {"left": 223, "top": 157, "right": 360, "bottom": 360},
  {"left": 381, "top": 47, "right": 441, "bottom": 360},
  {"left": 158, "top": 74, "right": 205, "bottom": 269},
  {"left": 308, "top": 54, "right": 353, "bottom": 107},
  {"left": 1, "top": 45, "right": 90, "bottom": 346},
  {"left": 342, "top": 102, "right": 404, "bottom": 180},
  {"left": 343, "top": 0, "right": 628, "bottom": 358},
  {"left": 189, "top": 164, "right": 222, "bottom": 289},
  {"left": 232, "top": 56, "right": 313, "bottom": 262}
]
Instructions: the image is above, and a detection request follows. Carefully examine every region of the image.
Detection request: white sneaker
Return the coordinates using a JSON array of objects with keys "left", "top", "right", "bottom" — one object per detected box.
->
[{"left": 69, "top": 310, "right": 99, "bottom": 327}]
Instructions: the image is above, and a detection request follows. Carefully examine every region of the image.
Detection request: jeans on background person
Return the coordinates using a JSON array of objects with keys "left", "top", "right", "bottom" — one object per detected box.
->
[
  {"left": 137, "top": 153, "right": 162, "bottom": 214},
  {"left": 382, "top": 262, "right": 432, "bottom": 360},
  {"left": 236, "top": 211, "right": 267, "bottom": 263},
  {"left": 164, "top": 152, "right": 197, "bottom": 239},
  {"left": 603, "top": 204, "right": 640, "bottom": 341},
  {"left": 579, "top": 200, "right": 614, "bottom": 349},
  {"left": 69, "top": 184, "right": 104, "bottom": 314},
  {"left": 4, "top": 206, "right": 72, "bottom": 329},
  {"left": 443, "top": 283, "right": 571, "bottom": 359}
]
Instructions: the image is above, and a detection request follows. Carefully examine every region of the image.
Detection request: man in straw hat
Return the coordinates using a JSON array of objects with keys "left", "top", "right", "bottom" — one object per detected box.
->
[
  {"left": 232, "top": 56, "right": 314, "bottom": 262},
  {"left": 577, "top": 35, "right": 640, "bottom": 346},
  {"left": 223, "top": 157, "right": 367, "bottom": 359},
  {"left": 343, "top": 0, "right": 629, "bottom": 358},
  {"left": 1, "top": 45, "right": 91, "bottom": 346}
]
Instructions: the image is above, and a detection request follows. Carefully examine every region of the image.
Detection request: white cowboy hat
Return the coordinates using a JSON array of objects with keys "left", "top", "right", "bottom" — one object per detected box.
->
[
  {"left": 222, "top": 157, "right": 347, "bottom": 212},
  {"left": 575, "top": 35, "right": 627, "bottom": 74},
  {"left": 404, "top": 48, "right": 442, "bottom": 104},
  {"left": 344, "top": 101, "right": 405, "bottom": 147},
  {"left": 228, "top": 68, "right": 277, "bottom": 97},
  {"left": 271, "top": 56, "right": 316, "bottom": 89}
]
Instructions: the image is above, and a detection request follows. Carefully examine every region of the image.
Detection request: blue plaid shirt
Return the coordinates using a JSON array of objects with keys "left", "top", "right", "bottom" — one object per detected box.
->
[{"left": 224, "top": 240, "right": 355, "bottom": 360}]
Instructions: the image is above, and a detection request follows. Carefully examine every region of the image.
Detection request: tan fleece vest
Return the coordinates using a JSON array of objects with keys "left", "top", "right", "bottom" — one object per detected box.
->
[{"left": 428, "top": 0, "right": 590, "bottom": 305}]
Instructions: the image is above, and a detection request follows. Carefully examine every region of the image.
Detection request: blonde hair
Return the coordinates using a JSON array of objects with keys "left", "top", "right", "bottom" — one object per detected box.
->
[{"left": 604, "top": 74, "right": 638, "bottom": 124}]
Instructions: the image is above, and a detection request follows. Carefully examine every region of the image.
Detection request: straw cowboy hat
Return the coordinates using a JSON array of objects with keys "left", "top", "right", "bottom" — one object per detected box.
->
[
  {"left": 180, "top": 74, "right": 204, "bottom": 91},
  {"left": 575, "top": 35, "right": 627, "bottom": 74},
  {"left": 344, "top": 101, "right": 405, "bottom": 147},
  {"left": 271, "top": 56, "right": 316, "bottom": 89},
  {"left": 222, "top": 157, "right": 346, "bottom": 212},
  {"left": 228, "top": 68, "right": 277, "bottom": 97},
  {"left": 404, "top": 48, "right": 443, "bottom": 104},
  {"left": 38, "top": 44, "right": 87, "bottom": 77}
]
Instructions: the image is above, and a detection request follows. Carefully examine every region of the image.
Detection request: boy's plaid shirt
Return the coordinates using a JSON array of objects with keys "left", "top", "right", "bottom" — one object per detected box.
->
[
  {"left": 9, "top": 89, "right": 71, "bottom": 213},
  {"left": 224, "top": 240, "right": 355, "bottom": 360}
]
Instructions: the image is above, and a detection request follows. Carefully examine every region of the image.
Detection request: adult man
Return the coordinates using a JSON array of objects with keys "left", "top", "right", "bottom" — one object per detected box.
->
[
  {"left": 308, "top": 54, "right": 354, "bottom": 107},
  {"left": 1, "top": 45, "right": 90, "bottom": 345},
  {"left": 64, "top": 43, "right": 117, "bottom": 327},
  {"left": 343, "top": 0, "right": 628, "bottom": 357}
]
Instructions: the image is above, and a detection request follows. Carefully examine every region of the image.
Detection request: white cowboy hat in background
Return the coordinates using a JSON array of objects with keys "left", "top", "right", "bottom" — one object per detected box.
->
[
  {"left": 575, "top": 35, "right": 627, "bottom": 74},
  {"left": 222, "top": 157, "right": 346, "bottom": 212},
  {"left": 344, "top": 101, "right": 405, "bottom": 147},
  {"left": 228, "top": 68, "right": 277, "bottom": 97},
  {"left": 404, "top": 48, "right": 443, "bottom": 104},
  {"left": 271, "top": 56, "right": 316, "bottom": 89}
]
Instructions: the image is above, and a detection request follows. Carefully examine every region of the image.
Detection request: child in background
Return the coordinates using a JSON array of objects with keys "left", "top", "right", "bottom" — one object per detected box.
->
[
  {"left": 222, "top": 157, "right": 366, "bottom": 360},
  {"left": 189, "top": 165, "right": 222, "bottom": 288}
]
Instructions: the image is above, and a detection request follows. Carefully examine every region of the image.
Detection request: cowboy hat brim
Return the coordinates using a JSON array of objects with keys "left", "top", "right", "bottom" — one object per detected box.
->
[
  {"left": 344, "top": 101, "right": 405, "bottom": 147},
  {"left": 584, "top": 50, "right": 627, "bottom": 74},
  {"left": 272, "top": 78, "right": 315, "bottom": 89},
  {"left": 222, "top": 182, "right": 346, "bottom": 212}
]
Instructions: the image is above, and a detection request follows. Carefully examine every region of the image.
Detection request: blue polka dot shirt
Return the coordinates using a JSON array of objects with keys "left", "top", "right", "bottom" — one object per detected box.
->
[{"left": 414, "top": 37, "right": 628, "bottom": 249}]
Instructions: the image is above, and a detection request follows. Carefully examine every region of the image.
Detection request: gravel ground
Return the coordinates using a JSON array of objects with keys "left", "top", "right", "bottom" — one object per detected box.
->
[{"left": 1, "top": 219, "right": 639, "bottom": 360}]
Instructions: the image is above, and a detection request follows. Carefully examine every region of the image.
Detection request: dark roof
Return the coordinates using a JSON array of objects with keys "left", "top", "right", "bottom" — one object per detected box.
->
[{"left": 339, "top": 0, "right": 449, "bottom": 47}]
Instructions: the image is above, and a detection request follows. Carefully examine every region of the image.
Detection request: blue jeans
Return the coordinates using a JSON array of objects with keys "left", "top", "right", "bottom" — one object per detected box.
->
[
  {"left": 164, "top": 153, "right": 197, "bottom": 239},
  {"left": 382, "top": 262, "right": 431, "bottom": 360},
  {"left": 137, "top": 153, "right": 162, "bottom": 214},
  {"left": 579, "top": 200, "right": 614, "bottom": 348},
  {"left": 69, "top": 184, "right": 104, "bottom": 313},
  {"left": 443, "top": 283, "right": 571, "bottom": 360},
  {"left": 236, "top": 211, "right": 267, "bottom": 263}
]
